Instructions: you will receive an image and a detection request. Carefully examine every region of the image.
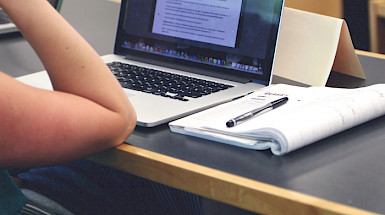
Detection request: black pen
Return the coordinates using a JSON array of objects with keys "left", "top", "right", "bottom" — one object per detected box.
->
[{"left": 226, "top": 97, "right": 288, "bottom": 128}]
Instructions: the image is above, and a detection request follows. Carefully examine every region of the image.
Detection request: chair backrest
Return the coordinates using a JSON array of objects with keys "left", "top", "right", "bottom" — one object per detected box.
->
[
  {"left": 369, "top": 0, "right": 385, "bottom": 53},
  {"left": 0, "top": 169, "right": 28, "bottom": 215},
  {"left": 285, "top": 0, "right": 343, "bottom": 18}
]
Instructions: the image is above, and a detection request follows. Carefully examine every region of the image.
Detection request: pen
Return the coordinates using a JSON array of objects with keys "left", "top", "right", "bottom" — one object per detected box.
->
[{"left": 226, "top": 97, "right": 288, "bottom": 128}]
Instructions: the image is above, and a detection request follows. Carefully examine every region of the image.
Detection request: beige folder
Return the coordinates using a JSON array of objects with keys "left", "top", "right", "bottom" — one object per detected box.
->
[{"left": 273, "top": 7, "right": 365, "bottom": 86}]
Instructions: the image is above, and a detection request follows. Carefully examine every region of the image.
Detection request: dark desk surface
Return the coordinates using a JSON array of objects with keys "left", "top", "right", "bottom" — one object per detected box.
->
[{"left": 1, "top": 0, "right": 384, "bottom": 214}]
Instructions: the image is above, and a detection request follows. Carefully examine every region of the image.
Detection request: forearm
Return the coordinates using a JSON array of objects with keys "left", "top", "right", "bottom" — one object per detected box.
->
[{"left": 0, "top": 0, "right": 137, "bottom": 166}]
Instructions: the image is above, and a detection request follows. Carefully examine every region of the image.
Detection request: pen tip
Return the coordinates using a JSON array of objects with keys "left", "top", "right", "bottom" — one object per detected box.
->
[{"left": 226, "top": 120, "right": 235, "bottom": 128}]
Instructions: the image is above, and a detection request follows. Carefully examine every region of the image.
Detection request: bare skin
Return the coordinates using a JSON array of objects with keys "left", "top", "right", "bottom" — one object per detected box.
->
[{"left": 0, "top": 0, "right": 137, "bottom": 167}]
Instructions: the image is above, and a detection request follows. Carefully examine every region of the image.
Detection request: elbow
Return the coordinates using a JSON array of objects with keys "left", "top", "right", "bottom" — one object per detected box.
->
[
  {"left": 114, "top": 107, "right": 137, "bottom": 147},
  {"left": 125, "top": 110, "right": 137, "bottom": 138}
]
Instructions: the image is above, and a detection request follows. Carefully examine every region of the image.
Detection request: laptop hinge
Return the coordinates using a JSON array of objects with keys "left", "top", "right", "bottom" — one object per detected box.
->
[{"left": 123, "top": 54, "right": 251, "bottom": 84}]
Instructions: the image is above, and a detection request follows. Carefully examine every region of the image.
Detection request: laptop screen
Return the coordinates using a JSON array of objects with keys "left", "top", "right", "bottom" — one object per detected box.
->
[
  {"left": 47, "top": 0, "right": 63, "bottom": 11},
  {"left": 114, "top": 0, "right": 284, "bottom": 85}
]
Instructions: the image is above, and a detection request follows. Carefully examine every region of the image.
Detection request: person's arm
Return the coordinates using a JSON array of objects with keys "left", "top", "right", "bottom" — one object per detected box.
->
[{"left": 0, "top": 0, "right": 136, "bottom": 166}]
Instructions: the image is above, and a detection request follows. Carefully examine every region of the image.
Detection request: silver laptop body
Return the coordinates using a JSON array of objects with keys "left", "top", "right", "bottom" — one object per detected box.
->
[{"left": 101, "top": 0, "right": 285, "bottom": 127}]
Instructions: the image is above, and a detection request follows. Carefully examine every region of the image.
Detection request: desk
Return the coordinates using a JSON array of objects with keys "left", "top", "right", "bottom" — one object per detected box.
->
[
  {"left": 89, "top": 50, "right": 385, "bottom": 214},
  {"left": 1, "top": 0, "right": 385, "bottom": 214}
]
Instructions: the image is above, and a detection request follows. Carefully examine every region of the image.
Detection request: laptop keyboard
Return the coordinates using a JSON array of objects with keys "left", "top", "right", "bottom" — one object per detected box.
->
[
  {"left": 0, "top": 10, "right": 11, "bottom": 24},
  {"left": 107, "top": 61, "right": 233, "bottom": 101}
]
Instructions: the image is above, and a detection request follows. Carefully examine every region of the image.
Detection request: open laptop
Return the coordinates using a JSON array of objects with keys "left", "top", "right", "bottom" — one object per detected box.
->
[
  {"left": 0, "top": 0, "right": 63, "bottom": 34},
  {"left": 101, "top": 0, "right": 285, "bottom": 127},
  {"left": 17, "top": 0, "right": 285, "bottom": 127}
]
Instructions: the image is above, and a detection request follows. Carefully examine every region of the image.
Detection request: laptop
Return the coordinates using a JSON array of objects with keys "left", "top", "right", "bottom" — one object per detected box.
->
[
  {"left": 17, "top": 0, "right": 285, "bottom": 127},
  {"left": 0, "top": 0, "right": 63, "bottom": 34},
  {"left": 101, "top": 0, "right": 285, "bottom": 127}
]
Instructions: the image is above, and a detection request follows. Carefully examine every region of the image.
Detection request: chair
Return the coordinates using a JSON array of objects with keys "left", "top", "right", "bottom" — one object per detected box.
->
[
  {"left": 1, "top": 169, "right": 71, "bottom": 215},
  {"left": 1, "top": 169, "right": 28, "bottom": 215},
  {"left": 369, "top": 0, "right": 385, "bottom": 53},
  {"left": 285, "top": 0, "right": 343, "bottom": 18}
]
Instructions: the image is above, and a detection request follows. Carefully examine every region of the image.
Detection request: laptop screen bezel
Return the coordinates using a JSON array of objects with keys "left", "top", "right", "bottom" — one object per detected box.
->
[
  {"left": 113, "top": 0, "right": 284, "bottom": 86},
  {"left": 47, "top": 0, "right": 63, "bottom": 11}
]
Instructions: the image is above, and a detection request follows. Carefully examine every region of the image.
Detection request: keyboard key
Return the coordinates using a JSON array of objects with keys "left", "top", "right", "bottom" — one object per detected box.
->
[{"left": 107, "top": 62, "right": 233, "bottom": 101}]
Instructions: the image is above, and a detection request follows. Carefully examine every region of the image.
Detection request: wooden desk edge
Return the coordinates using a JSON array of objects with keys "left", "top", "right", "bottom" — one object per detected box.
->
[{"left": 89, "top": 144, "right": 378, "bottom": 215}]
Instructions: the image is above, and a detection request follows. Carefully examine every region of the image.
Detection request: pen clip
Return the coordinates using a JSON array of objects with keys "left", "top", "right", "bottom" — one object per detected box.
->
[{"left": 226, "top": 97, "right": 288, "bottom": 127}]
